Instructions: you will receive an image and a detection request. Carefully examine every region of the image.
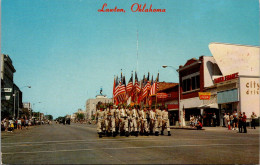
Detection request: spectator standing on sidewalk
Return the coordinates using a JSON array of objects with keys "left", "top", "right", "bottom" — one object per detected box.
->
[
  {"left": 21, "top": 117, "right": 25, "bottom": 129},
  {"left": 238, "top": 113, "right": 243, "bottom": 133},
  {"left": 17, "top": 118, "right": 22, "bottom": 129},
  {"left": 227, "top": 113, "right": 231, "bottom": 130},
  {"left": 212, "top": 113, "right": 217, "bottom": 127},
  {"left": 5, "top": 118, "right": 9, "bottom": 131},
  {"left": 242, "top": 112, "right": 247, "bottom": 133},
  {"left": 250, "top": 112, "right": 257, "bottom": 129},
  {"left": 223, "top": 113, "right": 228, "bottom": 127},
  {"left": 230, "top": 114, "right": 234, "bottom": 130},
  {"left": 233, "top": 110, "right": 238, "bottom": 130},
  {"left": 25, "top": 117, "right": 29, "bottom": 129}
]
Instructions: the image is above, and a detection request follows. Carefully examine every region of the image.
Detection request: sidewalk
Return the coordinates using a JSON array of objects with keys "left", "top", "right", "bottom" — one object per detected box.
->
[{"left": 170, "top": 125, "right": 259, "bottom": 134}]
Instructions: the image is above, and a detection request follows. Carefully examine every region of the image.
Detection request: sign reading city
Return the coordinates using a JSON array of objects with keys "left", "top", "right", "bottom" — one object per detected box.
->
[
  {"left": 1, "top": 88, "right": 12, "bottom": 92},
  {"left": 198, "top": 92, "right": 211, "bottom": 100},
  {"left": 214, "top": 72, "right": 239, "bottom": 84}
]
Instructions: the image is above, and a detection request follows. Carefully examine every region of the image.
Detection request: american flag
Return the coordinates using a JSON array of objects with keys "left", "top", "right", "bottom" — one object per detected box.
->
[
  {"left": 141, "top": 72, "right": 151, "bottom": 100},
  {"left": 126, "top": 72, "right": 133, "bottom": 93},
  {"left": 149, "top": 75, "right": 156, "bottom": 96},
  {"left": 134, "top": 72, "right": 141, "bottom": 93},
  {"left": 156, "top": 72, "right": 159, "bottom": 91},
  {"left": 117, "top": 76, "right": 126, "bottom": 103},
  {"left": 114, "top": 76, "right": 119, "bottom": 105}
]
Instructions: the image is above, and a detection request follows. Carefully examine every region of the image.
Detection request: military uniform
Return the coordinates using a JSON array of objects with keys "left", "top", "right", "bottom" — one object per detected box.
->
[
  {"left": 162, "top": 109, "right": 171, "bottom": 136},
  {"left": 115, "top": 107, "right": 120, "bottom": 135},
  {"left": 149, "top": 109, "right": 157, "bottom": 135},
  {"left": 129, "top": 107, "right": 139, "bottom": 136},
  {"left": 104, "top": 108, "right": 113, "bottom": 136},
  {"left": 155, "top": 108, "right": 162, "bottom": 136},
  {"left": 119, "top": 107, "right": 129, "bottom": 136},
  {"left": 139, "top": 108, "right": 149, "bottom": 136},
  {"left": 96, "top": 109, "right": 106, "bottom": 138}
]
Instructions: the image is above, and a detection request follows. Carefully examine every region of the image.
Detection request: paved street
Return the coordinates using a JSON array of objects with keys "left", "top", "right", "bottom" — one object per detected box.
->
[{"left": 1, "top": 123, "right": 259, "bottom": 164}]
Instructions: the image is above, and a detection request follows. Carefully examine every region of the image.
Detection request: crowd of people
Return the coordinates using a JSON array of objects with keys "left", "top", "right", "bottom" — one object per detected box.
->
[
  {"left": 223, "top": 111, "right": 257, "bottom": 133},
  {"left": 1, "top": 116, "right": 50, "bottom": 133},
  {"left": 95, "top": 104, "right": 171, "bottom": 138}
]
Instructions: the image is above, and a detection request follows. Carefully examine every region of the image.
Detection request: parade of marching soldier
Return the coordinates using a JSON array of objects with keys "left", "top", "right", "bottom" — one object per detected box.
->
[
  {"left": 95, "top": 71, "right": 172, "bottom": 138},
  {"left": 1, "top": 0, "right": 259, "bottom": 164}
]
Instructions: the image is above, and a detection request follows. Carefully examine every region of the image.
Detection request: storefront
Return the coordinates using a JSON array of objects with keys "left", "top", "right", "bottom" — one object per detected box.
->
[{"left": 209, "top": 42, "right": 260, "bottom": 120}]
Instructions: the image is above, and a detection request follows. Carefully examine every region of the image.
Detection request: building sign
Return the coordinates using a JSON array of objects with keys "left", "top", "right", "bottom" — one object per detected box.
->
[
  {"left": 198, "top": 92, "right": 211, "bottom": 100},
  {"left": 240, "top": 77, "right": 260, "bottom": 116},
  {"left": 214, "top": 72, "right": 239, "bottom": 84},
  {"left": 1, "top": 88, "right": 12, "bottom": 92},
  {"left": 157, "top": 93, "right": 168, "bottom": 99}
]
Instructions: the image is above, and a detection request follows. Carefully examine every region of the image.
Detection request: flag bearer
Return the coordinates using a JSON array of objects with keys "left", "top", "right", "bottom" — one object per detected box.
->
[
  {"left": 105, "top": 105, "right": 113, "bottom": 136},
  {"left": 161, "top": 107, "right": 171, "bottom": 136},
  {"left": 110, "top": 105, "right": 118, "bottom": 137},
  {"left": 139, "top": 107, "right": 149, "bottom": 136},
  {"left": 119, "top": 105, "right": 129, "bottom": 137},
  {"left": 129, "top": 106, "right": 139, "bottom": 136},
  {"left": 155, "top": 106, "right": 163, "bottom": 136},
  {"left": 149, "top": 106, "right": 157, "bottom": 135},
  {"left": 95, "top": 106, "right": 106, "bottom": 138},
  {"left": 115, "top": 106, "right": 120, "bottom": 135}
]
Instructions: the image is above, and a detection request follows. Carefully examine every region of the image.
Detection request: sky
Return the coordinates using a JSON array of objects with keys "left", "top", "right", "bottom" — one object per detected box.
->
[{"left": 1, "top": 0, "right": 259, "bottom": 118}]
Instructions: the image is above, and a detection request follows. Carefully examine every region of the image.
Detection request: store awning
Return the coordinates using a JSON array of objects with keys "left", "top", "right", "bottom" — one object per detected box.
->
[{"left": 197, "top": 103, "right": 218, "bottom": 109}]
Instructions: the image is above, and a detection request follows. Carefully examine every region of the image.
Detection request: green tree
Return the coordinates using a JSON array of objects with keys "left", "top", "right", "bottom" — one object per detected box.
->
[{"left": 77, "top": 113, "right": 84, "bottom": 120}]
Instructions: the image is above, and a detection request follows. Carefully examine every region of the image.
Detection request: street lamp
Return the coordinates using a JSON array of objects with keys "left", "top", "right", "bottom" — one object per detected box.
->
[{"left": 162, "top": 65, "right": 182, "bottom": 127}]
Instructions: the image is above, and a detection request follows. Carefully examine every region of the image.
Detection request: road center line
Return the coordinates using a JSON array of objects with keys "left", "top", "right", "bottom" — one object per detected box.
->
[
  {"left": 2, "top": 143, "right": 255, "bottom": 155},
  {"left": 1, "top": 139, "right": 230, "bottom": 148}
]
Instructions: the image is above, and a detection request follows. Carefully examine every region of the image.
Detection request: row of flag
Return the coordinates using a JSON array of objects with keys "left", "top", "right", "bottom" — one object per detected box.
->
[{"left": 113, "top": 71, "right": 159, "bottom": 105}]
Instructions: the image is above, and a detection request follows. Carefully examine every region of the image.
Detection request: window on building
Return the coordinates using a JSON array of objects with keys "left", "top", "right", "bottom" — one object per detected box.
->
[
  {"left": 191, "top": 75, "right": 200, "bottom": 90},
  {"left": 182, "top": 79, "right": 191, "bottom": 92},
  {"left": 182, "top": 75, "right": 200, "bottom": 92}
]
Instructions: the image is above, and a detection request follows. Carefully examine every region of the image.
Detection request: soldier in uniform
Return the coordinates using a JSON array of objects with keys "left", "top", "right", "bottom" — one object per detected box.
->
[
  {"left": 128, "top": 106, "right": 139, "bottom": 136},
  {"left": 119, "top": 105, "right": 129, "bottom": 137},
  {"left": 149, "top": 106, "right": 157, "bottom": 135},
  {"left": 161, "top": 107, "right": 171, "bottom": 136},
  {"left": 115, "top": 105, "right": 120, "bottom": 135},
  {"left": 110, "top": 105, "right": 117, "bottom": 137},
  {"left": 155, "top": 106, "right": 163, "bottom": 136},
  {"left": 104, "top": 105, "right": 113, "bottom": 137},
  {"left": 95, "top": 106, "right": 106, "bottom": 138},
  {"left": 139, "top": 106, "right": 149, "bottom": 136}
]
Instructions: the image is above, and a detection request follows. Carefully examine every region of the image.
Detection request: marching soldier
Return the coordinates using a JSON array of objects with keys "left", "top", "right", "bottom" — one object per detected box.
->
[
  {"left": 155, "top": 106, "right": 163, "bottom": 136},
  {"left": 115, "top": 106, "right": 120, "bottom": 135},
  {"left": 149, "top": 106, "right": 157, "bottom": 135},
  {"left": 119, "top": 105, "right": 129, "bottom": 137},
  {"left": 95, "top": 107, "right": 106, "bottom": 138},
  {"left": 128, "top": 106, "right": 139, "bottom": 136},
  {"left": 110, "top": 105, "right": 118, "bottom": 137},
  {"left": 139, "top": 107, "right": 149, "bottom": 136},
  {"left": 104, "top": 105, "right": 113, "bottom": 137},
  {"left": 161, "top": 107, "right": 171, "bottom": 136}
]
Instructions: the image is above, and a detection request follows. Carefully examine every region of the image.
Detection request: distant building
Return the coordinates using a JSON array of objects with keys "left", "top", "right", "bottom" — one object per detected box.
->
[
  {"left": 86, "top": 95, "right": 112, "bottom": 119},
  {"left": 1, "top": 54, "right": 16, "bottom": 119},
  {"left": 23, "top": 102, "right": 32, "bottom": 116}
]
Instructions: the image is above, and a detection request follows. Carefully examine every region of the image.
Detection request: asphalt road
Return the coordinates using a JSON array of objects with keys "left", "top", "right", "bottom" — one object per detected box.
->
[{"left": 1, "top": 123, "right": 259, "bottom": 164}]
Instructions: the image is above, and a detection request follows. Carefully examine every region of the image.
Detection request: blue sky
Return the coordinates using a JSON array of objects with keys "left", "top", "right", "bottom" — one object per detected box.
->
[{"left": 2, "top": 0, "right": 259, "bottom": 118}]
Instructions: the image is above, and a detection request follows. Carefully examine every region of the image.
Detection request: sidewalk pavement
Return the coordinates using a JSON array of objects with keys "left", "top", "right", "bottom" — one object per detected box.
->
[{"left": 170, "top": 125, "right": 259, "bottom": 134}]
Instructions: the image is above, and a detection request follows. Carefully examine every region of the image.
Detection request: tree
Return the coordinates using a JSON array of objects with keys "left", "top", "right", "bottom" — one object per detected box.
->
[
  {"left": 45, "top": 115, "right": 53, "bottom": 120},
  {"left": 77, "top": 113, "right": 84, "bottom": 120}
]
